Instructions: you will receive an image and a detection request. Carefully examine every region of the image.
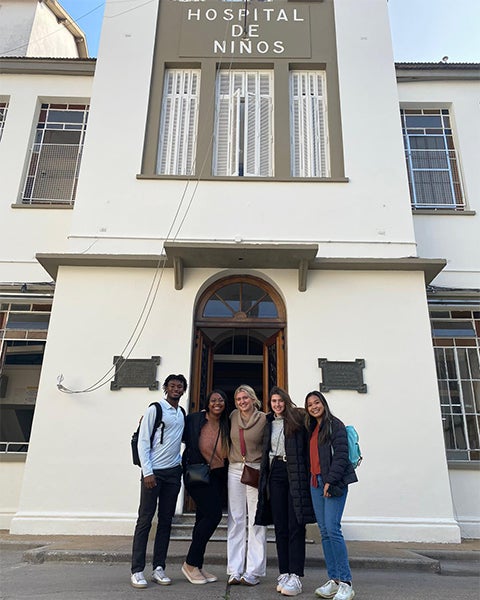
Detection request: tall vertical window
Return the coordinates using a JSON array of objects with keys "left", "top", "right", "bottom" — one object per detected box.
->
[
  {"left": 401, "top": 108, "right": 464, "bottom": 209},
  {"left": 22, "top": 103, "right": 89, "bottom": 205},
  {"left": 0, "top": 101, "right": 8, "bottom": 141},
  {"left": 431, "top": 307, "right": 480, "bottom": 461},
  {"left": 290, "top": 71, "right": 329, "bottom": 178},
  {"left": 157, "top": 69, "right": 200, "bottom": 176},
  {"left": 213, "top": 70, "right": 273, "bottom": 177}
]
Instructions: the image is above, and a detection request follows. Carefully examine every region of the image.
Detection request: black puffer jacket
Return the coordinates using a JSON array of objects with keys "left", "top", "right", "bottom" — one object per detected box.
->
[
  {"left": 255, "top": 413, "right": 315, "bottom": 526},
  {"left": 308, "top": 416, "right": 358, "bottom": 491}
]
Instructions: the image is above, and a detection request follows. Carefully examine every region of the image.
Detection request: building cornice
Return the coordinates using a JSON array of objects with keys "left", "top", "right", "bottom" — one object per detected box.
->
[
  {"left": 36, "top": 245, "right": 446, "bottom": 292},
  {"left": 43, "top": 0, "right": 89, "bottom": 58},
  {"left": 0, "top": 56, "right": 95, "bottom": 76},
  {"left": 395, "top": 62, "right": 480, "bottom": 82}
]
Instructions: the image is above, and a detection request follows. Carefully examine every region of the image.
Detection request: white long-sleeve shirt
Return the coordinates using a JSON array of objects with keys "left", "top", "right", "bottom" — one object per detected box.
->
[{"left": 138, "top": 399, "right": 185, "bottom": 477}]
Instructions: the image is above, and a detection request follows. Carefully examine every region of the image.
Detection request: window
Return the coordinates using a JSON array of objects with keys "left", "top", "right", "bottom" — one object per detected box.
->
[
  {"left": 290, "top": 71, "right": 329, "bottom": 177},
  {"left": 213, "top": 70, "right": 273, "bottom": 177},
  {"left": 157, "top": 69, "right": 201, "bottom": 175},
  {"left": 21, "top": 103, "right": 89, "bottom": 205},
  {"left": 430, "top": 307, "right": 480, "bottom": 461},
  {"left": 401, "top": 108, "right": 464, "bottom": 209},
  {"left": 0, "top": 101, "right": 8, "bottom": 141},
  {"left": 0, "top": 302, "right": 51, "bottom": 454}
]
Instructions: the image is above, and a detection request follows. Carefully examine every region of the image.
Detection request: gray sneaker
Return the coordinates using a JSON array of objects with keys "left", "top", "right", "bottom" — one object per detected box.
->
[
  {"left": 277, "top": 573, "right": 290, "bottom": 592},
  {"left": 130, "top": 571, "right": 148, "bottom": 589},
  {"left": 281, "top": 574, "right": 302, "bottom": 596},
  {"left": 315, "top": 580, "right": 339, "bottom": 598},
  {"left": 151, "top": 566, "right": 171, "bottom": 585}
]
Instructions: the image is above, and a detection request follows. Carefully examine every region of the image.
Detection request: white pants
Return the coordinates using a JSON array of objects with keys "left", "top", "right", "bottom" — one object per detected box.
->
[{"left": 227, "top": 462, "right": 267, "bottom": 577}]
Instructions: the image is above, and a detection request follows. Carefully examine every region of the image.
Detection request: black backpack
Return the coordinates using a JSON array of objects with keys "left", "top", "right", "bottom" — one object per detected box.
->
[{"left": 131, "top": 402, "right": 185, "bottom": 467}]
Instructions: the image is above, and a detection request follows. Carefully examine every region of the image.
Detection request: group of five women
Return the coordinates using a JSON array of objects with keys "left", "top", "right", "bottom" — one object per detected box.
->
[{"left": 181, "top": 384, "right": 357, "bottom": 600}]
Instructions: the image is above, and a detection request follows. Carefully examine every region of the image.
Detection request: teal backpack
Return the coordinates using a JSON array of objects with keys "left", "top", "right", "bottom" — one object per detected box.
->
[{"left": 345, "top": 425, "right": 362, "bottom": 469}]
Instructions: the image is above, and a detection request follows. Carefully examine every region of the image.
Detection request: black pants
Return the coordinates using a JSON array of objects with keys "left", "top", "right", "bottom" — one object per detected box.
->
[
  {"left": 185, "top": 466, "right": 226, "bottom": 568},
  {"left": 269, "top": 458, "right": 306, "bottom": 576},
  {"left": 131, "top": 465, "right": 182, "bottom": 574}
]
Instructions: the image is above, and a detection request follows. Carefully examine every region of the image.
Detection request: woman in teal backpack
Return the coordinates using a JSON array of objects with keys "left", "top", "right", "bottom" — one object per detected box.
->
[{"left": 305, "top": 391, "right": 358, "bottom": 600}]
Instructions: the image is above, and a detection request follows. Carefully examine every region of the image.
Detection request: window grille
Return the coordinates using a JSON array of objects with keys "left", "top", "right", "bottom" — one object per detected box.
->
[
  {"left": 290, "top": 71, "right": 329, "bottom": 177},
  {"left": 0, "top": 302, "right": 51, "bottom": 453},
  {"left": 21, "top": 103, "right": 89, "bottom": 205},
  {"left": 401, "top": 108, "right": 464, "bottom": 209},
  {"left": 430, "top": 307, "right": 480, "bottom": 461},
  {"left": 157, "top": 69, "right": 201, "bottom": 175},
  {"left": 0, "top": 101, "right": 8, "bottom": 141},
  {"left": 214, "top": 70, "right": 273, "bottom": 177}
]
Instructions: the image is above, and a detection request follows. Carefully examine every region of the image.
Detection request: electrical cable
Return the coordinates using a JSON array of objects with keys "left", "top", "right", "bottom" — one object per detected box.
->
[{"left": 57, "top": 9, "right": 236, "bottom": 394}]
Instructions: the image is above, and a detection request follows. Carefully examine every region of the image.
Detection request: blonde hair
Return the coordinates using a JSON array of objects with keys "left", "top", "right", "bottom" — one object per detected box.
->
[{"left": 234, "top": 384, "right": 261, "bottom": 410}]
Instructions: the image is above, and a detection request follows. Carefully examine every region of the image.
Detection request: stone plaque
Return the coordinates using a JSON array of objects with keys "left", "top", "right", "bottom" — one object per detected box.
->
[
  {"left": 318, "top": 358, "right": 367, "bottom": 393},
  {"left": 110, "top": 356, "right": 161, "bottom": 391}
]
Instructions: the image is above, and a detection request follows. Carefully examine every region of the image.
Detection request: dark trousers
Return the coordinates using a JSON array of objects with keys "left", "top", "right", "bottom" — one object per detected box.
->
[
  {"left": 185, "top": 466, "right": 226, "bottom": 568},
  {"left": 269, "top": 459, "right": 306, "bottom": 576},
  {"left": 131, "top": 465, "right": 182, "bottom": 574}
]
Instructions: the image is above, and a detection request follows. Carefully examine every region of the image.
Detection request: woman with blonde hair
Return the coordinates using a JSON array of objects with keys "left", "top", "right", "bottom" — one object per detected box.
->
[{"left": 227, "top": 384, "right": 266, "bottom": 586}]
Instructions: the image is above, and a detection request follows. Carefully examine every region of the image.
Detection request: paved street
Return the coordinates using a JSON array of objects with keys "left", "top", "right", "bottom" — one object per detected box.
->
[{"left": 1, "top": 548, "right": 479, "bottom": 600}]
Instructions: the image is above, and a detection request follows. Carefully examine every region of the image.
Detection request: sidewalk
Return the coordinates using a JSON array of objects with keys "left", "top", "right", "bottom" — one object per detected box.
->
[{"left": 1, "top": 531, "right": 479, "bottom": 576}]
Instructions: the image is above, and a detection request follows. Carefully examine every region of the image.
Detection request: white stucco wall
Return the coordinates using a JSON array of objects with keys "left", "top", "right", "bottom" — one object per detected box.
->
[
  {"left": 448, "top": 469, "right": 480, "bottom": 538},
  {"left": 0, "top": 71, "right": 93, "bottom": 282},
  {"left": 67, "top": 0, "right": 417, "bottom": 261},
  {"left": 0, "top": 459, "right": 26, "bottom": 529},
  {"left": 0, "top": 0, "right": 80, "bottom": 58},
  {"left": 0, "top": 1, "right": 36, "bottom": 57},
  {"left": 10, "top": 265, "right": 460, "bottom": 541},
  {"left": 398, "top": 79, "right": 480, "bottom": 289}
]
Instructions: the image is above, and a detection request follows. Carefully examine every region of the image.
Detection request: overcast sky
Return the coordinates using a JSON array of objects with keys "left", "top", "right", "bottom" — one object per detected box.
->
[{"left": 60, "top": 0, "right": 479, "bottom": 62}]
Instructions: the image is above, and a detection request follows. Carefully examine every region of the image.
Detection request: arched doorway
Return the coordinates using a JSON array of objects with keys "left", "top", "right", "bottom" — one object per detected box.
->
[{"left": 190, "top": 275, "right": 287, "bottom": 413}]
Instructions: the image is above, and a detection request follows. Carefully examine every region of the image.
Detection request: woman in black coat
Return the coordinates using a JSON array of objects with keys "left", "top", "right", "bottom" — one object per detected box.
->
[
  {"left": 305, "top": 391, "right": 357, "bottom": 600},
  {"left": 181, "top": 389, "right": 230, "bottom": 585},
  {"left": 255, "top": 387, "right": 315, "bottom": 597}
]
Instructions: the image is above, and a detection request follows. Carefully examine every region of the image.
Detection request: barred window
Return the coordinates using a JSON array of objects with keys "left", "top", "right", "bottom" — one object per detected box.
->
[
  {"left": 431, "top": 307, "right": 480, "bottom": 461},
  {"left": 0, "top": 101, "right": 8, "bottom": 141},
  {"left": 401, "top": 108, "right": 464, "bottom": 210},
  {"left": 21, "top": 103, "right": 89, "bottom": 205}
]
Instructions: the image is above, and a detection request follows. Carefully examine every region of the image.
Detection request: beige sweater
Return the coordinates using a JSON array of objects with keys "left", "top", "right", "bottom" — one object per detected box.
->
[{"left": 229, "top": 409, "right": 266, "bottom": 464}]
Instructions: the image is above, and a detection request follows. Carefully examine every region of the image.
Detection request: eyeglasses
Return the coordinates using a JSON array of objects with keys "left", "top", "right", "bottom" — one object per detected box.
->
[{"left": 210, "top": 399, "right": 225, "bottom": 405}]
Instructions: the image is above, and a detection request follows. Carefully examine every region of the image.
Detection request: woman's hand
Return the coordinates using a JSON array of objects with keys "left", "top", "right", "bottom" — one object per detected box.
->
[{"left": 323, "top": 482, "right": 331, "bottom": 497}]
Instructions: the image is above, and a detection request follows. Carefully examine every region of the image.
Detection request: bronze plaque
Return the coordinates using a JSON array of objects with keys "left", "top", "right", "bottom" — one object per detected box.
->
[
  {"left": 110, "top": 356, "right": 160, "bottom": 391},
  {"left": 318, "top": 358, "right": 367, "bottom": 393}
]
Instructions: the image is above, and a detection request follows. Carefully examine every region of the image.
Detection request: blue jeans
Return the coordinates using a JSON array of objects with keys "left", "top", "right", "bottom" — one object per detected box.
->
[{"left": 310, "top": 475, "right": 352, "bottom": 582}]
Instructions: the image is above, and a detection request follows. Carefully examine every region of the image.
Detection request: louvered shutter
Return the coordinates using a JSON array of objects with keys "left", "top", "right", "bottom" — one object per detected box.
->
[
  {"left": 215, "top": 70, "right": 273, "bottom": 177},
  {"left": 290, "top": 71, "right": 329, "bottom": 177},
  {"left": 244, "top": 72, "right": 273, "bottom": 177},
  {"left": 157, "top": 69, "right": 200, "bottom": 175}
]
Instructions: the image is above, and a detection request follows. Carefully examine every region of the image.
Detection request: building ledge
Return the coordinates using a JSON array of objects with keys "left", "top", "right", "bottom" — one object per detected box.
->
[{"left": 36, "top": 246, "right": 446, "bottom": 291}]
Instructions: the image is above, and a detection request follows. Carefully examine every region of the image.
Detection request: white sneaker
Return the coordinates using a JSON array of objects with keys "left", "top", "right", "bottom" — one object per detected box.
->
[
  {"left": 315, "top": 579, "right": 339, "bottom": 598},
  {"left": 130, "top": 571, "right": 148, "bottom": 589},
  {"left": 240, "top": 573, "right": 260, "bottom": 586},
  {"left": 281, "top": 574, "right": 302, "bottom": 596},
  {"left": 228, "top": 574, "right": 241, "bottom": 585},
  {"left": 277, "top": 573, "right": 290, "bottom": 592},
  {"left": 333, "top": 582, "right": 355, "bottom": 600},
  {"left": 151, "top": 566, "right": 171, "bottom": 585}
]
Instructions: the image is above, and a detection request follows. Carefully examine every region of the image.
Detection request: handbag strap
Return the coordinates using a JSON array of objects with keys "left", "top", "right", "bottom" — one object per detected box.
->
[{"left": 239, "top": 428, "right": 247, "bottom": 461}]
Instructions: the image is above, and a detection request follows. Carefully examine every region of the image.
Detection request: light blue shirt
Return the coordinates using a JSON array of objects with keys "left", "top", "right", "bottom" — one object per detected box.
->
[{"left": 138, "top": 399, "right": 185, "bottom": 477}]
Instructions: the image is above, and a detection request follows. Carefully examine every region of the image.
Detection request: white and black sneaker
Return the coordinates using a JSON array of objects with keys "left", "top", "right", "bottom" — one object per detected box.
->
[{"left": 130, "top": 571, "right": 148, "bottom": 589}]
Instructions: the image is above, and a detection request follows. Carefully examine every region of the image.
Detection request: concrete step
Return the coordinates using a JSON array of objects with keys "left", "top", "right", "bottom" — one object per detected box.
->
[{"left": 170, "top": 514, "right": 277, "bottom": 542}]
